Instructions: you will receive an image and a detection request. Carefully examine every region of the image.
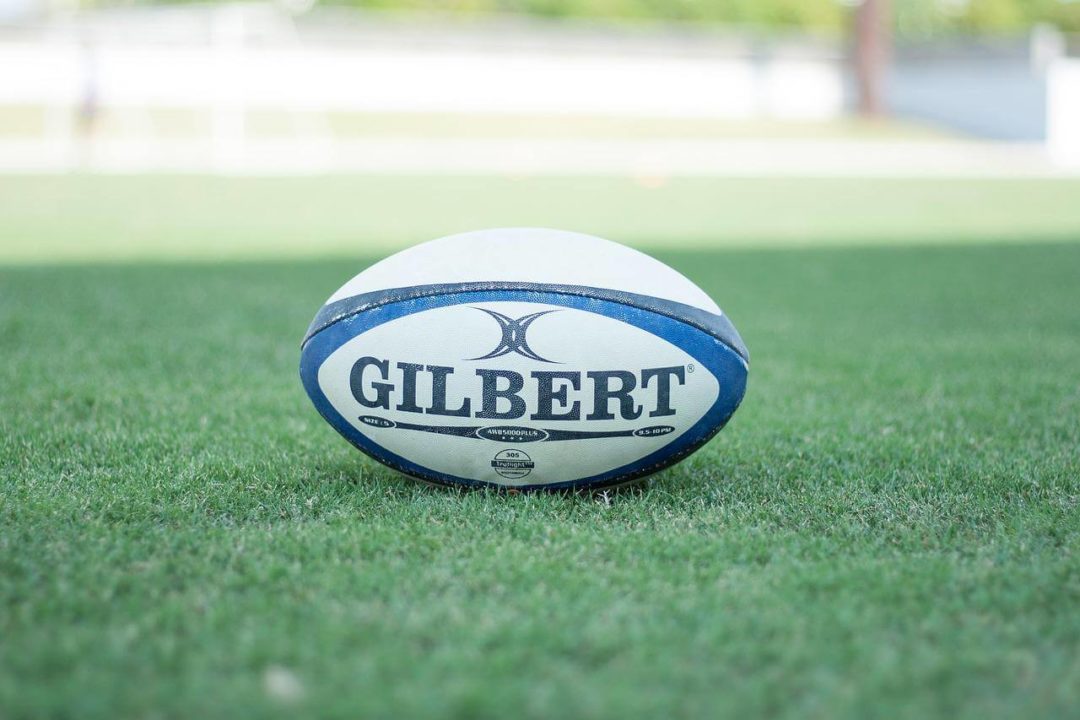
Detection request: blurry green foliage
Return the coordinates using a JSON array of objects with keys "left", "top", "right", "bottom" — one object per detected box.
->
[
  {"left": 895, "top": 0, "right": 1080, "bottom": 35},
  {"left": 135, "top": 0, "right": 1080, "bottom": 35},
  {"left": 319, "top": 0, "right": 849, "bottom": 30}
]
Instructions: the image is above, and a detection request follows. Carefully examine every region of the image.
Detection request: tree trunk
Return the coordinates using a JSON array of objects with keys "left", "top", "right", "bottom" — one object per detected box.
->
[{"left": 854, "top": 0, "right": 892, "bottom": 117}]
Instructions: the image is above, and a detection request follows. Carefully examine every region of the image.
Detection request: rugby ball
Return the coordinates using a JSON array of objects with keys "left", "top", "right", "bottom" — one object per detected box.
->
[{"left": 300, "top": 228, "right": 748, "bottom": 491}]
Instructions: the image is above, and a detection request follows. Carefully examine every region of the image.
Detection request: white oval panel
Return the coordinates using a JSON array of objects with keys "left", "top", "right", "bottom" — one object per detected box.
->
[
  {"left": 316, "top": 301, "right": 720, "bottom": 487},
  {"left": 327, "top": 228, "right": 722, "bottom": 314}
]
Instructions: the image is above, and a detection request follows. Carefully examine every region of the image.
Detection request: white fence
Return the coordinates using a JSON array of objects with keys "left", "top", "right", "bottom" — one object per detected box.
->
[
  {"left": 0, "top": 42, "right": 845, "bottom": 119},
  {"left": 1048, "top": 58, "right": 1080, "bottom": 167},
  {"left": 2, "top": 6, "right": 1079, "bottom": 173},
  {"left": 0, "top": 7, "right": 845, "bottom": 125},
  {"left": 0, "top": 7, "right": 851, "bottom": 172}
]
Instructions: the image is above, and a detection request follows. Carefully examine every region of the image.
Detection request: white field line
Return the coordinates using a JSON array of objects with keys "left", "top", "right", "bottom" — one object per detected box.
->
[{"left": 0, "top": 137, "right": 1075, "bottom": 177}]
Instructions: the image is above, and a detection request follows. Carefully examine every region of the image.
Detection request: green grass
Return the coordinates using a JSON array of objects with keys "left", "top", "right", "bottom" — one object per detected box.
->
[
  {"left": 2, "top": 175, "right": 1080, "bottom": 263},
  {"left": 2, "top": 238, "right": 1079, "bottom": 718}
]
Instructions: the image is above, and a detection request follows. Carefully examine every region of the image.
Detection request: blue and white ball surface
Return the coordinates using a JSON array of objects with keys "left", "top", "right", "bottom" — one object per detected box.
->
[{"left": 300, "top": 228, "right": 748, "bottom": 490}]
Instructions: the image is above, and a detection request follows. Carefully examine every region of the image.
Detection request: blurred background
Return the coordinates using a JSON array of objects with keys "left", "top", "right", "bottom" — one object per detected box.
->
[{"left": 1, "top": 0, "right": 1079, "bottom": 261}]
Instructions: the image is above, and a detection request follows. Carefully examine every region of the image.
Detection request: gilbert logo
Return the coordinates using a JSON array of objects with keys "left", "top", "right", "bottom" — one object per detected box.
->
[{"left": 468, "top": 308, "right": 557, "bottom": 363}]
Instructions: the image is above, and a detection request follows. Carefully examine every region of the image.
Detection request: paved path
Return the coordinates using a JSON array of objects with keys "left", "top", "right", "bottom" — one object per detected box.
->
[{"left": 0, "top": 136, "right": 1074, "bottom": 177}]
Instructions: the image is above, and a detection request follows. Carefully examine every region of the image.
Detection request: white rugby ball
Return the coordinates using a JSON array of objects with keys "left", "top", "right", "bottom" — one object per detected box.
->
[{"left": 300, "top": 228, "right": 748, "bottom": 490}]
